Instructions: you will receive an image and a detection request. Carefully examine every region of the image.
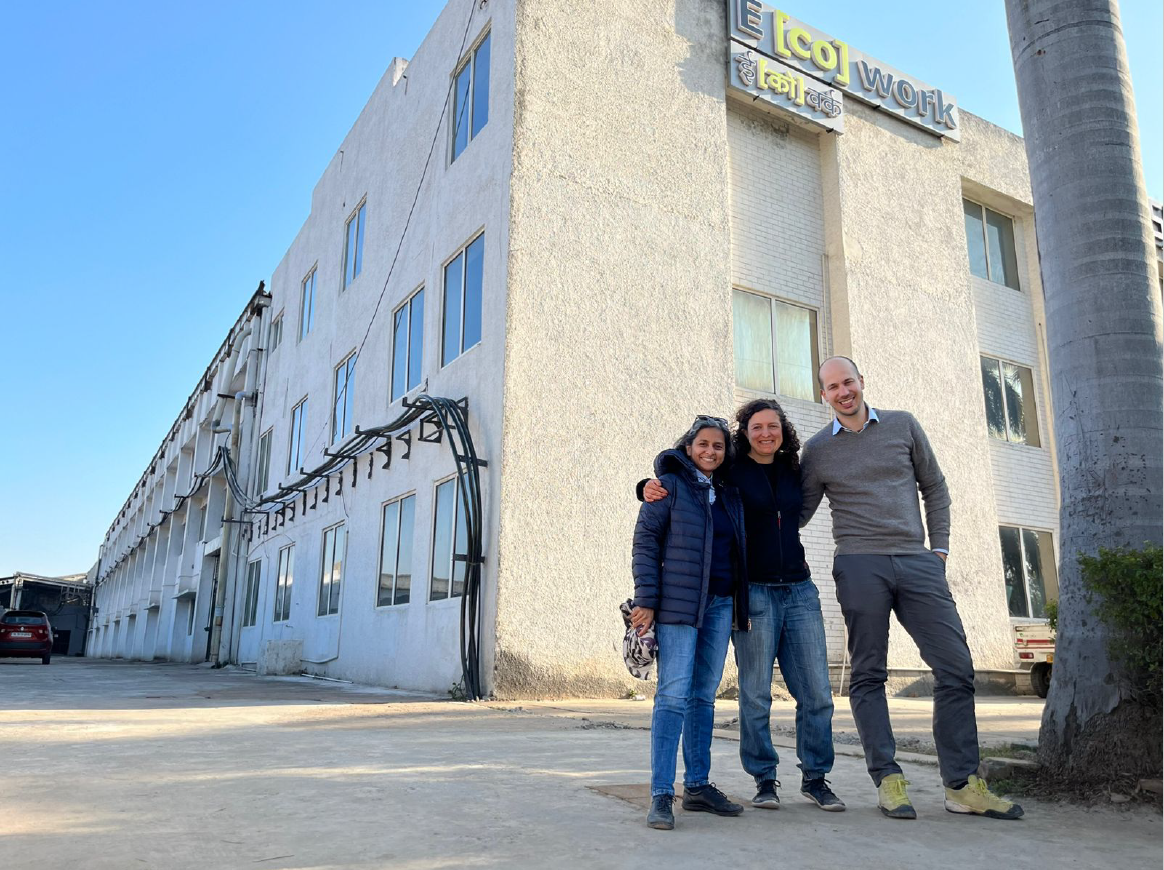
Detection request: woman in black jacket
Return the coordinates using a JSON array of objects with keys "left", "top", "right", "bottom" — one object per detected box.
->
[{"left": 630, "top": 415, "right": 749, "bottom": 830}]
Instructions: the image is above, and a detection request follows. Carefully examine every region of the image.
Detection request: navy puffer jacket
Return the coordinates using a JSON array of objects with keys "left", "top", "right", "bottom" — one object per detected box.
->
[{"left": 632, "top": 449, "right": 749, "bottom": 630}]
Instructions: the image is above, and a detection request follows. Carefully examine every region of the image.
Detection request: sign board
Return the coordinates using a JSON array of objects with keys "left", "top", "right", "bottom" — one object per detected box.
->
[
  {"left": 727, "top": 1, "right": 960, "bottom": 141},
  {"left": 729, "top": 45, "right": 843, "bottom": 133}
]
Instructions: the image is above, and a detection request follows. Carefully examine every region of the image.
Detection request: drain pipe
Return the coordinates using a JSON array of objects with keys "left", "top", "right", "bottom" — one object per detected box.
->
[{"left": 207, "top": 326, "right": 254, "bottom": 666}]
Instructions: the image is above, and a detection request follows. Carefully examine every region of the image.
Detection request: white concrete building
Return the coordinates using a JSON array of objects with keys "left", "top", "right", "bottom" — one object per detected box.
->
[{"left": 89, "top": 1, "right": 1161, "bottom": 698}]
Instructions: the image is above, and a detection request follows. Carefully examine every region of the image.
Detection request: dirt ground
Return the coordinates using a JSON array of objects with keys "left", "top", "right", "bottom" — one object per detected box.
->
[{"left": 1, "top": 658, "right": 1159, "bottom": 870}]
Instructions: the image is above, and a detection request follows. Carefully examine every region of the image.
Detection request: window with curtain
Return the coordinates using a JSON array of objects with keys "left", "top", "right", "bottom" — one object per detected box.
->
[{"left": 732, "top": 289, "right": 819, "bottom": 402}]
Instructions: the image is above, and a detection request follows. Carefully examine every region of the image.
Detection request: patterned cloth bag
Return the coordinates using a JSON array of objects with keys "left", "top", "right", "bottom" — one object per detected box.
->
[{"left": 619, "top": 598, "right": 657, "bottom": 681}]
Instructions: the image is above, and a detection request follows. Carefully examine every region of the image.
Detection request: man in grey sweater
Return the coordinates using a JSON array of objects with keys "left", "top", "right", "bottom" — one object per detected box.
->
[{"left": 801, "top": 356, "right": 1022, "bottom": 821}]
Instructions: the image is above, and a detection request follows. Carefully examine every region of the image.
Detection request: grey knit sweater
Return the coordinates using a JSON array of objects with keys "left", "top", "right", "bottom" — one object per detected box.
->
[{"left": 800, "top": 408, "right": 951, "bottom": 556}]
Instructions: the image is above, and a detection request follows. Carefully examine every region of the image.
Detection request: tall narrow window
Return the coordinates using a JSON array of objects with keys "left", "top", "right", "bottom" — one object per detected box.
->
[
  {"left": 333, "top": 353, "right": 357, "bottom": 441},
  {"left": 963, "top": 199, "right": 1020, "bottom": 289},
  {"left": 343, "top": 202, "right": 366, "bottom": 289},
  {"left": 300, "top": 267, "right": 316, "bottom": 340},
  {"left": 442, "top": 234, "right": 484, "bottom": 366},
  {"left": 732, "top": 289, "right": 820, "bottom": 402},
  {"left": 980, "top": 356, "right": 1041, "bottom": 447},
  {"left": 254, "top": 429, "right": 272, "bottom": 497},
  {"left": 273, "top": 544, "right": 294, "bottom": 622},
  {"left": 378, "top": 494, "right": 416, "bottom": 606},
  {"left": 242, "top": 560, "right": 261, "bottom": 627},
  {"left": 318, "top": 523, "right": 345, "bottom": 616},
  {"left": 430, "top": 477, "right": 468, "bottom": 601},
  {"left": 452, "top": 32, "right": 491, "bottom": 162},
  {"left": 268, "top": 311, "right": 284, "bottom": 352},
  {"left": 391, "top": 289, "right": 425, "bottom": 401},
  {"left": 288, "top": 397, "right": 308, "bottom": 474},
  {"left": 999, "top": 527, "right": 1058, "bottom": 619}
]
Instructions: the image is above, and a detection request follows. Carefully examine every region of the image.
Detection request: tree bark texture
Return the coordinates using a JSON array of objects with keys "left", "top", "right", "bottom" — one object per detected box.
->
[{"left": 1005, "top": 0, "right": 1163, "bottom": 779}]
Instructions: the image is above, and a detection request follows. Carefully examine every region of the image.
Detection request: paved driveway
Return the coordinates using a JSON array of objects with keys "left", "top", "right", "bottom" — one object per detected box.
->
[{"left": 1, "top": 658, "right": 1158, "bottom": 870}]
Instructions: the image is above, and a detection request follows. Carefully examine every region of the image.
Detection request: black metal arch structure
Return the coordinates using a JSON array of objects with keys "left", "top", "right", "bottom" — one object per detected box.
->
[{"left": 223, "top": 394, "right": 487, "bottom": 701}]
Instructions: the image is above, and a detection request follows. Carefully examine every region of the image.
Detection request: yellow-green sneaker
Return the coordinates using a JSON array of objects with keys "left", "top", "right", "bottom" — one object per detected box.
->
[
  {"left": 944, "top": 775, "right": 1024, "bottom": 820},
  {"left": 877, "top": 773, "right": 917, "bottom": 819}
]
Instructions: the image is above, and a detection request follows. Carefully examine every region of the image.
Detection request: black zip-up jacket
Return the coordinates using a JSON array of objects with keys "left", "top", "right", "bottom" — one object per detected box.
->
[
  {"left": 631, "top": 450, "right": 750, "bottom": 631},
  {"left": 637, "top": 454, "right": 810, "bottom": 586}
]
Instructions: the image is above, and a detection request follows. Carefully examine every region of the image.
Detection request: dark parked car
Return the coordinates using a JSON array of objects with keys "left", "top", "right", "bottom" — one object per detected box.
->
[{"left": 0, "top": 610, "right": 54, "bottom": 664}]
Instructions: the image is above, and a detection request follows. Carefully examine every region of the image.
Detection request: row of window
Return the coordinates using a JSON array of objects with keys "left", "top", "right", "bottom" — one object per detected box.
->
[
  {"left": 252, "top": 233, "right": 486, "bottom": 493},
  {"left": 264, "top": 30, "right": 491, "bottom": 357},
  {"left": 239, "top": 477, "right": 468, "bottom": 627}
]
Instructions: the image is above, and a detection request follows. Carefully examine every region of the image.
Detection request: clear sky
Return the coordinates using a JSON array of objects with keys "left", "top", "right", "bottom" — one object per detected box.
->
[{"left": 1, "top": 0, "right": 1161, "bottom": 576}]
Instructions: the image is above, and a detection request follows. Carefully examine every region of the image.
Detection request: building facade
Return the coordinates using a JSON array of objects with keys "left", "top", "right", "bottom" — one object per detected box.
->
[{"left": 89, "top": 0, "right": 1161, "bottom": 697}]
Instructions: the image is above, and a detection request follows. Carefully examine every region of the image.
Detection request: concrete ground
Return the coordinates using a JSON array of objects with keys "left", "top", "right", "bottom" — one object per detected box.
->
[{"left": 1, "top": 659, "right": 1159, "bottom": 870}]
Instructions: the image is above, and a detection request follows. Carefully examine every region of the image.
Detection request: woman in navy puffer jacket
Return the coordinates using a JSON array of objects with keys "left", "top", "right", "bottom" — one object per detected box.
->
[{"left": 630, "top": 415, "right": 749, "bottom": 830}]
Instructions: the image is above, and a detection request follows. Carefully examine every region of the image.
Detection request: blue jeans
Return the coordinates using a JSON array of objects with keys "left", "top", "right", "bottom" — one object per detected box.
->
[
  {"left": 650, "top": 594, "right": 734, "bottom": 797},
  {"left": 733, "top": 581, "right": 835, "bottom": 783}
]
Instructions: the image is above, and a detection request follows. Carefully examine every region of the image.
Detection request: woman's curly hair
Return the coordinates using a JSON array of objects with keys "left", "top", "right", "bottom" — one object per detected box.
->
[{"left": 733, "top": 399, "right": 801, "bottom": 472}]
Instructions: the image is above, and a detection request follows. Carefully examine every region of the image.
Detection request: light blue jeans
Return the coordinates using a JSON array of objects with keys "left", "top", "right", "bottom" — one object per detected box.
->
[
  {"left": 650, "top": 595, "right": 734, "bottom": 797},
  {"left": 733, "top": 581, "right": 835, "bottom": 783}
]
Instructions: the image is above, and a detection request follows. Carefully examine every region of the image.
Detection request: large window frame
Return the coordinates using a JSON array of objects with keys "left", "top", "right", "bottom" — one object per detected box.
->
[
  {"left": 268, "top": 310, "right": 284, "bottom": 352},
  {"left": 300, "top": 266, "right": 316, "bottom": 341},
  {"left": 731, "top": 288, "right": 821, "bottom": 403},
  {"left": 342, "top": 200, "right": 366, "bottom": 290},
  {"left": 441, "top": 233, "right": 484, "bottom": 367},
  {"left": 391, "top": 287, "right": 425, "bottom": 402},
  {"left": 980, "top": 356, "right": 1041, "bottom": 447},
  {"left": 242, "top": 560, "right": 261, "bottom": 628},
  {"left": 451, "top": 30, "right": 491, "bottom": 162},
  {"left": 999, "top": 526, "right": 1058, "bottom": 620},
  {"left": 963, "top": 198, "right": 1021, "bottom": 290},
  {"left": 273, "top": 544, "right": 294, "bottom": 623},
  {"left": 332, "top": 352, "right": 358, "bottom": 442},
  {"left": 318, "top": 523, "right": 346, "bottom": 617},
  {"left": 377, "top": 493, "right": 417, "bottom": 607},
  {"left": 430, "top": 476, "right": 468, "bottom": 602},
  {"left": 287, "top": 397, "right": 308, "bottom": 475}
]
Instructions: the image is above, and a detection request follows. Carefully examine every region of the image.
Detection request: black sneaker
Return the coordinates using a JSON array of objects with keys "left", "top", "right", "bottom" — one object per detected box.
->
[
  {"left": 801, "top": 777, "right": 846, "bottom": 812},
  {"left": 647, "top": 794, "right": 675, "bottom": 830},
  {"left": 751, "top": 779, "right": 781, "bottom": 809},
  {"left": 682, "top": 783, "right": 744, "bottom": 816}
]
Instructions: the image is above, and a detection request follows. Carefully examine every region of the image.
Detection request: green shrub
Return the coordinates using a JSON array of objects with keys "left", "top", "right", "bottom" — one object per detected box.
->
[
  {"left": 1077, "top": 544, "right": 1163, "bottom": 706},
  {"left": 1045, "top": 599, "right": 1058, "bottom": 633}
]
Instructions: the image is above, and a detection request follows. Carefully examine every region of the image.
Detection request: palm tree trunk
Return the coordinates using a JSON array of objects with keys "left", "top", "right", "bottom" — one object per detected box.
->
[{"left": 1005, "top": 0, "right": 1163, "bottom": 779}]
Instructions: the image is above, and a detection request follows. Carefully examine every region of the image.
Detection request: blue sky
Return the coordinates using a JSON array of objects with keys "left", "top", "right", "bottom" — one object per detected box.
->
[{"left": 1, "top": 0, "right": 1161, "bottom": 576}]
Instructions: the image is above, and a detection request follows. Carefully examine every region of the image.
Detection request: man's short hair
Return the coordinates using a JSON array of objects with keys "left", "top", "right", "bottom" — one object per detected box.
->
[{"left": 818, "top": 355, "right": 861, "bottom": 389}]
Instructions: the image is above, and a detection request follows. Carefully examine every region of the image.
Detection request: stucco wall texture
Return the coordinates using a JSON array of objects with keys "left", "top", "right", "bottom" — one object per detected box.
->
[{"left": 493, "top": 2, "right": 1038, "bottom": 697}]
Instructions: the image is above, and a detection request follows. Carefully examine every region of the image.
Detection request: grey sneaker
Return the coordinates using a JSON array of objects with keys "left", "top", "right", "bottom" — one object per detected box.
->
[
  {"left": 682, "top": 783, "right": 744, "bottom": 816},
  {"left": 752, "top": 779, "right": 781, "bottom": 809},
  {"left": 647, "top": 794, "right": 675, "bottom": 829}
]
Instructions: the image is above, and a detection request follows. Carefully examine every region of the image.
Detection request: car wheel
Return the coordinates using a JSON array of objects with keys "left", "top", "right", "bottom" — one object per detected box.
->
[
  {"left": 41, "top": 654, "right": 51, "bottom": 665},
  {"left": 1030, "top": 663, "right": 1051, "bottom": 698}
]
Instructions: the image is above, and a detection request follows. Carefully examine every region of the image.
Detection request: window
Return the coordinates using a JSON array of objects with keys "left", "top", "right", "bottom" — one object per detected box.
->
[
  {"left": 999, "top": 527, "right": 1058, "bottom": 619},
  {"left": 268, "top": 311, "right": 284, "bottom": 352},
  {"left": 732, "top": 289, "right": 820, "bottom": 402},
  {"left": 430, "top": 477, "right": 468, "bottom": 601},
  {"left": 318, "top": 523, "right": 346, "bottom": 616},
  {"left": 333, "top": 352, "right": 357, "bottom": 441},
  {"left": 343, "top": 202, "right": 366, "bottom": 289},
  {"left": 273, "top": 544, "right": 294, "bottom": 622},
  {"left": 980, "top": 357, "right": 1041, "bottom": 447},
  {"left": 242, "top": 560, "right": 261, "bottom": 628},
  {"left": 197, "top": 504, "right": 208, "bottom": 541},
  {"left": 187, "top": 596, "right": 197, "bottom": 635},
  {"left": 442, "top": 234, "right": 484, "bottom": 366},
  {"left": 378, "top": 494, "right": 416, "bottom": 606},
  {"left": 288, "top": 398, "right": 308, "bottom": 475},
  {"left": 391, "top": 289, "right": 425, "bottom": 401},
  {"left": 963, "top": 199, "right": 1020, "bottom": 290},
  {"left": 254, "top": 429, "right": 272, "bottom": 496},
  {"left": 300, "top": 267, "right": 316, "bottom": 340},
  {"left": 452, "top": 32, "right": 491, "bottom": 161}
]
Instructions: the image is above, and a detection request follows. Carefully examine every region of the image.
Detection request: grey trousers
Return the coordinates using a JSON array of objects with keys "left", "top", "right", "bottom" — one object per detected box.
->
[{"left": 833, "top": 553, "right": 979, "bottom": 787}]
